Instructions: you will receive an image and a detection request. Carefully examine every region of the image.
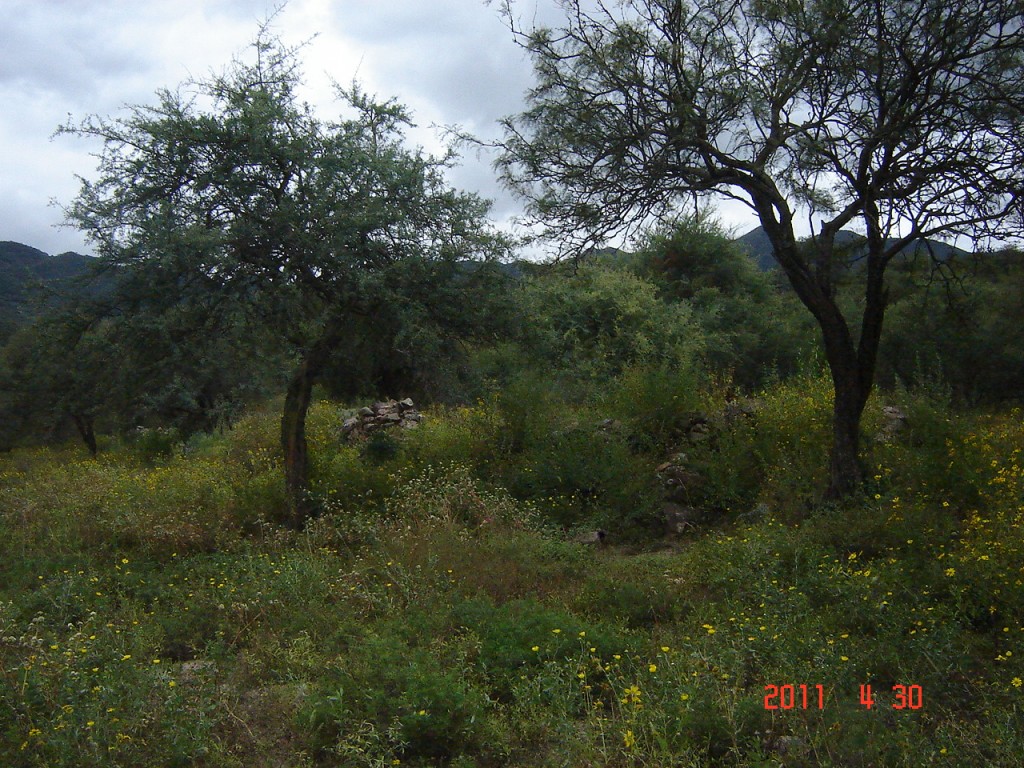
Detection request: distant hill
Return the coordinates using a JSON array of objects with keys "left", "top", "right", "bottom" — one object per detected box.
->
[
  {"left": 0, "top": 241, "right": 96, "bottom": 340},
  {"left": 733, "top": 226, "right": 968, "bottom": 270}
]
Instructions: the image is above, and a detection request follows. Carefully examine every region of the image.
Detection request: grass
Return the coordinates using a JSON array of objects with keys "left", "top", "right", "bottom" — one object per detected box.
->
[{"left": 1, "top": 377, "right": 1022, "bottom": 766}]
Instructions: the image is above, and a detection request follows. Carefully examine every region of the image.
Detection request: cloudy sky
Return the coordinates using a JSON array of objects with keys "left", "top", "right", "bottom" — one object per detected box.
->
[{"left": 1, "top": 0, "right": 758, "bottom": 257}]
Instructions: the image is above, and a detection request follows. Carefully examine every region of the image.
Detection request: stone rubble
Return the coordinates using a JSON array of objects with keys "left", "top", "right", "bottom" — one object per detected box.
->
[{"left": 341, "top": 398, "right": 423, "bottom": 439}]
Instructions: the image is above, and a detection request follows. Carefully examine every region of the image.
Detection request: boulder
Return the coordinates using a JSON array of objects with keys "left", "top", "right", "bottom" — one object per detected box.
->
[
  {"left": 341, "top": 398, "right": 424, "bottom": 440},
  {"left": 574, "top": 529, "right": 608, "bottom": 545},
  {"left": 664, "top": 502, "right": 701, "bottom": 534},
  {"left": 875, "top": 405, "right": 909, "bottom": 443}
]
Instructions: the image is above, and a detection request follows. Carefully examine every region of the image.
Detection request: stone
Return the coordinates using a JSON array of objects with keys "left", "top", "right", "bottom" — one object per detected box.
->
[
  {"left": 342, "top": 398, "right": 423, "bottom": 441},
  {"left": 574, "top": 529, "right": 607, "bottom": 545},
  {"left": 875, "top": 405, "right": 909, "bottom": 443},
  {"left": 664, "top": 502, "right": 700, "bottom": 534},
  {"left": 740, "top": 502, "right": 770, "bottom": 522}
]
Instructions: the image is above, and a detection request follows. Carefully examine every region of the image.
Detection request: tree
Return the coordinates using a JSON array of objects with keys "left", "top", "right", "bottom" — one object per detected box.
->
[
  {"left": 517, "top": 260, "right": 699, "bottom": 381},
  {"left": 0, "top": 317, "right": 111, "bottom": 454},
  {"left": 60, "top": 32, "right": 508, "bottom": 524},
  {"left": 497, "top": 0, "right": 1024, "bottom": 497},
  {"left": 634, "top": 214, "right": 818, "bottom": 387}
]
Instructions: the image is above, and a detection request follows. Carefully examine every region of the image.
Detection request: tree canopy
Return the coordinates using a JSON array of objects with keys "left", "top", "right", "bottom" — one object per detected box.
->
[
  {"left": 498, "top": 0, "right": 1024, "bottom": 497},
  {"left": 60, "top": 32, "right": 510, "bottom": 524}
]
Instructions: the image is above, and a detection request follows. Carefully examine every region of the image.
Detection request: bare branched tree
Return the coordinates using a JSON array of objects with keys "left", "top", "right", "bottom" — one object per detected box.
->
[{"left": 497, "top": 0, "right": 1024, "bottom": 497}]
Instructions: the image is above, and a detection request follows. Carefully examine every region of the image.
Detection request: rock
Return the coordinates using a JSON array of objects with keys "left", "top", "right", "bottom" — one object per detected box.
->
[
  {"left": 574, "top": 529, "right": 608, "bottom": 545},
  {"left": 664, "top": 502, "right": 700, "bottom": 534},
  {"left": 342, "top": 398, "right": 424, "bottom": 441},
  {"left": 685, "top": 419, "right": 712, "bottom": 442},
  {"left": 875, "top": 405, "right": 909, "bottom": 443},
  {"left": 740, "top": 502, "right": 770, "bottom": 522}
]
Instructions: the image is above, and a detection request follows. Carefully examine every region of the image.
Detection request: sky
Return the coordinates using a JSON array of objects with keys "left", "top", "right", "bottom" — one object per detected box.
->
[{"left": 0, "top": 0, "right": 758, "bottom": 257}]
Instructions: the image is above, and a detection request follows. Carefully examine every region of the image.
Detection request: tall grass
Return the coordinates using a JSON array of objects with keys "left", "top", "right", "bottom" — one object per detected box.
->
[{"left": 2, "top": 374, "right": 1022, "bottom": 766}]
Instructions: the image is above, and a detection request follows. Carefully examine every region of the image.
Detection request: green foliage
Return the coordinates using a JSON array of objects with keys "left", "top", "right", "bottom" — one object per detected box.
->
[
  {"left": 634, "top": 215, "right": 820, "bottom": 388},
  {"left": 4, "top": 374, "right": 1024, "bottom": 766},
  {"left": 56, "top": 27, "right": 510, "bottom": 521},
  {"left": 305, "top": 629, "right": 495, "bottom": 763},
  {"left": 879, "top": 249, "right": 1024, "bottom": 405},
  {"left": 516, "top": 262, "right": 700, "bottom": 383}
]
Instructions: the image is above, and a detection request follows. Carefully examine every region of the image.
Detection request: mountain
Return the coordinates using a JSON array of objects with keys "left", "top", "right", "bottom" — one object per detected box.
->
[
  {"left": 0, "top": 241, "right": 96, "bottom": 340},
  {"left": 733, "top": 226, "right": 968, "bottom": 270}
]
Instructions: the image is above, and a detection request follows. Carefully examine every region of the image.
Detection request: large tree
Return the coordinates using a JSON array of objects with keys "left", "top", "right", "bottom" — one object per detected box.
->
[
  {"left": 61, "top": 33, "right": 508, "bottom": 524},
  {"left": 497, "top": 0, "right": 1024, "bottom": 497}
]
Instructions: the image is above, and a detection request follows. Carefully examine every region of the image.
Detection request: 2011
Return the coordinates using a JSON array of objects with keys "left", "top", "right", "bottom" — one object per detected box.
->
[{"left": 763, "top": 684, "right": 826, "bottom": 710}]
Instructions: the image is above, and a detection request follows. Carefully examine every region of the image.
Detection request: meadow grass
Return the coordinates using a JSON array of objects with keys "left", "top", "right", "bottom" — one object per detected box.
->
[{"left": 1, "top": 379, "right": 1022, "bottom": 766}]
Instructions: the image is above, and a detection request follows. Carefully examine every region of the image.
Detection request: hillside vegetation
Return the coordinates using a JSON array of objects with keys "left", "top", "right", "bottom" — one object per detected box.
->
[
  {"left": 2, "top": 361, "right": 1023, "bottom": 766},
  {"left": 3, "top": 207, "right": 1024, "bottom": 765}
]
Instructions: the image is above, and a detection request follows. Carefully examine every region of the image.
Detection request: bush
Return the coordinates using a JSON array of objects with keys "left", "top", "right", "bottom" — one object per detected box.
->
[{"left": 305, "top": 629, "right": 495, "bottom": 763}]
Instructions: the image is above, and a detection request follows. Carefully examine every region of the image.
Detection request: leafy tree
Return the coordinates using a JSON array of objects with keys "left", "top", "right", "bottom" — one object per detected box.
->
[
  {"left": 879, "top": 247, "right": 1024, "bottom": 404},
  {"left": 0, "top": 314, "right": 114, "bottom": 455},
  {"left": 634, "top": 214, "right": 818, "bottom": 387},
  {"left": 60, "top": 33, "right": 508, "bottom": 524},
  {"left": 319, "top": 258, "right": 518, "bottom": 403},
  {"left": 497, "top": 0, "right": 1024, "bottom": 497},
  {"left": 517, "top": 261, "right": 700, "bottom": 382}
]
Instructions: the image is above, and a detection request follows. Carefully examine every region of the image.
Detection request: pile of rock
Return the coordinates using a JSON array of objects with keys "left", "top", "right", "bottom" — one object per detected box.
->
[
  {"left": 656, "top": 399, "right": 762, "bottom": 535},
  {"left": 875, "top": 405, "right": 909, "bottom": 444},
  {"left": 341, "top": 398, "right": 423, "bottom": 439}
]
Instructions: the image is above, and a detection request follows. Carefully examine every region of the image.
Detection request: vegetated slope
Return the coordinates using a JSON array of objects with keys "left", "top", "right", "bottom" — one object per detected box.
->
[
  {"left": 1, "top": 380, "right": 1023, "bottom": 767},
  {"left": 0, "top": 241, "right": 95, "bottom": 340}
]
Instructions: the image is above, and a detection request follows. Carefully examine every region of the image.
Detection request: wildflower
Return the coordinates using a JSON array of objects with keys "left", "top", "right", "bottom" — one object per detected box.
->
[
  {"left": 623, "top": 729, "right": 636, "bottom": 749},
  {"left": 621, "top": 684, "right": 642, "bottom": 705},
  {"left": 1012, "top": 678, "right": 1022, "bottom": 688},
  {"left": 649, "top": 663, "right": 658, "bottom": 673},
  {"left": 552, "top": 629, "right": 561, "bottom": 634},
  {"left": 531, "top": 646, "right": 539, "bottom": 652}
]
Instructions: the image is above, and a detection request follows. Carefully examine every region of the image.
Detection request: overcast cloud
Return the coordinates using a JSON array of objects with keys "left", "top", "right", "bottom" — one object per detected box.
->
[{"left": 0, "top": 0, "right": 757, "bottom": 257}]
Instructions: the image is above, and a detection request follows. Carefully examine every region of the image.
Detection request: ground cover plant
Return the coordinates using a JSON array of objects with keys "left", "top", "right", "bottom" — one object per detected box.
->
[{"left": 2, "top": 371, "right": 1023, "bottom": 767}]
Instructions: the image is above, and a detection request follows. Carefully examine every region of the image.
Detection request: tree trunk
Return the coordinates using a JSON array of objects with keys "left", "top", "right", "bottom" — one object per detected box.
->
[
  {"left": 757, "top": 210, "right": 877, "bottom": 500},
  {"left": 826, "top": 363, "right": 867, "bottom": 499},
  {"left": 71, "top": 413, "right": 98, "bottom": 457},
  {"left": 280, "top": 321, "right": 346, "bottom": 528},
  {"left": 282, "top": 357, "right": 316, "bottom": 526}
]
